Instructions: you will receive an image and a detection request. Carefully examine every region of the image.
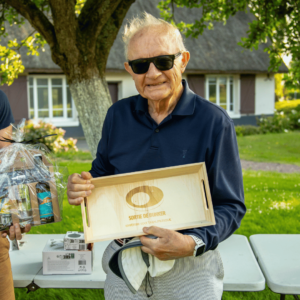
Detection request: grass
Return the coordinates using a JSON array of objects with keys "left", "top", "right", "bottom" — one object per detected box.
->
[
  {"left": 14, "top": 135, "right": 300, "bottom": 299},
  {"left": 53, "top": 150, "right": 93, "bottom": 162},
  {"left": 54, "top": 131, "right": 300, "bottom": 166},
  {"left": 237, "top": 131, "right": 300, "bottom": 166}
]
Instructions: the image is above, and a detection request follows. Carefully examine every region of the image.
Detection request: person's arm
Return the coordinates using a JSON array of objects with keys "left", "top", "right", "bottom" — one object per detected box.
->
[
  {"left": 89, "top": 107, "right": 114, "bottom": 178},
  {"left": 140, "top": 120, "right": 246, "bottom": 259},
  {"left": 0, "top": 125, "right": 12, "bottom": 149},
  {"left": 0, "top": 95, "right": 31, "bottom": 240},
  {"left": 180, "top": 120, "right": 246, "bottom": 251}
]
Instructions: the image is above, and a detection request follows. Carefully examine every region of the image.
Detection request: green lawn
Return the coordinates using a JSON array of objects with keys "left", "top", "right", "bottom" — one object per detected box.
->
[
  {"left": 237, "top": 131, "right": 300, "bottom": 166},
  {"left": 14, "top": 139, "right": 300, "bottom": 300},
  {"left": 54, "top": 150, "right": 93, "bottom": 162}
]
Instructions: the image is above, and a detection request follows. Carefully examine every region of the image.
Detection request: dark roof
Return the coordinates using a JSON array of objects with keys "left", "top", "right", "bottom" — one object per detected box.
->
[{"left": 1, "top": 0, "right": 288, "bottom": 73}]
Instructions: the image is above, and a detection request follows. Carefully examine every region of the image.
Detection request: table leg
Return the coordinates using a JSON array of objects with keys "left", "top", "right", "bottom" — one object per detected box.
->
[
  {"left": 280, "top": 295, "right": 285, "bottom": 300},
  {"left": 293, "top": 295, "right": 299, "bottom": 300},
  {"left": 26, "top": 282, "right": 40, "bottom": 293}
]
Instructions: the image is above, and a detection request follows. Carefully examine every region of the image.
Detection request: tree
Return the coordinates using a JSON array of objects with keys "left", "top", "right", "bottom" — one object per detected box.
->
[
  {"left": 0, "top": 0, "right": 135, "bottom": 157},
  {"left": 159, "top": 0, "right": 300, "bottom": 88},
  {"left": 1, "top": 0, "right": 299, "bottom": 157},
  {"left": 275, "top": 74, "right": 284, "bottom": 102}
]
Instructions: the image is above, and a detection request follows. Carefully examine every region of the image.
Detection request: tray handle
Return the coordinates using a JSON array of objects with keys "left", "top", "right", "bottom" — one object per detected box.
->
[
  {"left": 201, "top": 180, "right": 209, "bottom": 210},
  {"left": 81, "top": 198, "right": 92, "bottom": 243},
  {"left": 199, "top": 163, "right": 213, "bottom": 211},
  {"left": 200, "top": 163, "right": 216, "bottom": 225}
]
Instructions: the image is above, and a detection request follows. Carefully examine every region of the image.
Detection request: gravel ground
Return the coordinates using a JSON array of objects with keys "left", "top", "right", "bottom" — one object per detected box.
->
[{"left": 241, "top": 160, "right": 300, "bottom": 173}]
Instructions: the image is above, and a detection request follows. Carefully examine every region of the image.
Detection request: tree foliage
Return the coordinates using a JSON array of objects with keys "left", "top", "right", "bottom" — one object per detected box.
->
[
  {"left": 1, "top": 0, "right": 299, "bottom": 86},
  {"left": 0, "top": 0, "right": 48, "bottom": 84},
  {"left": 0, "top": 0, "right": 135, "bottom": 157},
  {"left": 0, "top": 0, "right": 134, "bottom": 85},
  {"left": 159, "top": 0, "right": 300, "bottom": 88}
]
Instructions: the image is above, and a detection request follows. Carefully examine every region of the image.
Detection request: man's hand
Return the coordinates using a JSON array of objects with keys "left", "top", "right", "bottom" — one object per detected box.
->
[
  {"left": 1, "top": 223, "right": 31, "bottom": 240},
  {"left": 67, "top": 172, "right": 94, "bottom": 206},
  {"left": 140, "top": 226, "right": 196, "bottom": 261}
]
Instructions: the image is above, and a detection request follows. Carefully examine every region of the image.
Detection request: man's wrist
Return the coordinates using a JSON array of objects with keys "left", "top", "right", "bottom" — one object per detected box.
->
[
  {"left": 188, "top": 235, "right": 206, "bottom": 257},
  {"left": 184, "top": 235, "right": 196, "bottom": 256}
]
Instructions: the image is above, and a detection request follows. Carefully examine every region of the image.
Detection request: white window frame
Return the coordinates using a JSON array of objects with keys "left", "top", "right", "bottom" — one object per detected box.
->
[
  {"left": 27, "top": 75, "right": 79, "bottom": 127},
  {"left": 205, "top": 75, "right": 241, "bottom": 118}
]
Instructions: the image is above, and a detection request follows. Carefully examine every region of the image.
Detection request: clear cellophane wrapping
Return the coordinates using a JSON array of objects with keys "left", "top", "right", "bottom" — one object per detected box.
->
[{"left": 0, "top": 120, "right": 67, "bottom": 231}]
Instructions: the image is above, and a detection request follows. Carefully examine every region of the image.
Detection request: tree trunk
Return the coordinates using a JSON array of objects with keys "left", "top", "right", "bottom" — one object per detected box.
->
[
  {"left": 69, "top": 76, "right": 111, "bottom": 158},
  {"left": 4, "top": 0, "right": 135, "bottom": 158}
]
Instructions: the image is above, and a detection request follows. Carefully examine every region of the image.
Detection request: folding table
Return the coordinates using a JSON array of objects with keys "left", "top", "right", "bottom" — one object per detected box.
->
[
  {"left": 220, "top": 234, "right": 265, "bottom": 291},
  {"left": 250, "top": 234, "right": 300, "bottom": 300},
  {"left": 10, "top": 234, "right": 265, "bottom": 294}
]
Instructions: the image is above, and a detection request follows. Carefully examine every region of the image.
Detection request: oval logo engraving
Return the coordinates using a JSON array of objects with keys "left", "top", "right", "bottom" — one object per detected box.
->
[{"left": 126, "top": 186, "right": 164, "bottom": 210}]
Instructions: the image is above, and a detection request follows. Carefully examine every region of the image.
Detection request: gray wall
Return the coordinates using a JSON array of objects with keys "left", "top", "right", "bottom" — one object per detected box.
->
[{"left": 1, "top": 76, "right": 29, "bottom": 123}]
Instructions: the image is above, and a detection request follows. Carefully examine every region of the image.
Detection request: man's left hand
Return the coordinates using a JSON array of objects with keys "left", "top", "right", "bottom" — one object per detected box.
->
[
  {"left": 140, "top": 226, "right": 195, "bottom": 261},
  {"left": 1, "top": 223, "right": 31, "bottom": 240}
]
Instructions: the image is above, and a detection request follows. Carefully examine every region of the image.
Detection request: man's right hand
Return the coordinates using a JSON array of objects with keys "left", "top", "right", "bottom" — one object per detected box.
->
[{"left": 67, "top": 172, "right": 94, "bottom": 206}]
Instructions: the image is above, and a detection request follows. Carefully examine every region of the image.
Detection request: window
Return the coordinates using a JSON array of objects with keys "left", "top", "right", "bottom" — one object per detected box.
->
[
  {"left": 206, "top": 76, "right": 234, "bottom": 112},
  {"left": 28, "top": 76, "right": 78, "bottom": 126}
]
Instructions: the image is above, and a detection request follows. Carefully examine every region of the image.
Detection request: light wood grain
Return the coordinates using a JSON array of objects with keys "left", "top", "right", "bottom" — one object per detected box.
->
[{"left": 82, "top": 162, "right": 215, "bottom": 243}]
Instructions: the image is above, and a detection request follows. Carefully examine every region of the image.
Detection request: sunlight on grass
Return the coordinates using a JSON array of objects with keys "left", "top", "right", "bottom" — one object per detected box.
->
[
  {"left": 236, "top": 170, "right": 300, "bottom": 238},
  {"left": 237, "top": 131, "right": 300, "bottom": 166}
]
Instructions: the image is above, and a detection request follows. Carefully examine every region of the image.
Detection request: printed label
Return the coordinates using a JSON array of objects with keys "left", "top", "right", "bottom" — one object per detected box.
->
[
  {"left": 38, "top": 191, "right": 54, "bottom": 218},
  {"left": 65, "top": 244, "right": 78, "bottom": 250},
  {"left": 79, "top": 244, "right": 87, "bottom": 250},
  {"left": 47, "top": 260, "right": 75, "bottom": 272}
]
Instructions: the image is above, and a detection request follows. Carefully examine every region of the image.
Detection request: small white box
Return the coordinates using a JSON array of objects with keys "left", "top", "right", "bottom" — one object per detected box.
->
[
  {"left": 64, "top": 231, "right": 87, "bottom": 250},
  {"left": 42, "top": 239, "right": 93, "bottom": 275}
]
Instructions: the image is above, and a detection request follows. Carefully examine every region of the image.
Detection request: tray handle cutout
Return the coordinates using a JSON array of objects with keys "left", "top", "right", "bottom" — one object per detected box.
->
[
  {"left": 81, "top": 198, "right": 92, "bottom": 243},
  {"left": 202, "top": 180, "right": 209, "bottom": 210}
]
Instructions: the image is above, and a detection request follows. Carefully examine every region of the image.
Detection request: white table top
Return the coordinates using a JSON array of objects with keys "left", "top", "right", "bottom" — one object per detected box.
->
[
  {"left": 10, "top": 234, "right": 59, "bottom": 288},
  {"left": 10, "top": 234, "right": 265, "bottom": 291},
  {"left": 250, "top": 234, "right": 300, "bottom": 295},
  {"left": 219, "top": 234, "right": 265, "bottom": 291}
]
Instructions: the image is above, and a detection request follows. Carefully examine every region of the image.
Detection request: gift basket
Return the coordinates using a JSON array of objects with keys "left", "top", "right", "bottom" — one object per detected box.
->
[{"left": 0, "top": 119, "right": 67, "bottom": 232}]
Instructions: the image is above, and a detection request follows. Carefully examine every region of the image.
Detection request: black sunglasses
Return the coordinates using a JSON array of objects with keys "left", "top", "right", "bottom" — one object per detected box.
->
[{"left": 128, "top": 52, "right": 182, "bottom": 74}]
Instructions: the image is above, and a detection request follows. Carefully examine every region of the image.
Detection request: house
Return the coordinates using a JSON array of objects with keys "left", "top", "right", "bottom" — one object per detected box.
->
[{"left": 0, "top": 0, "right": 288, "bottom": 138}]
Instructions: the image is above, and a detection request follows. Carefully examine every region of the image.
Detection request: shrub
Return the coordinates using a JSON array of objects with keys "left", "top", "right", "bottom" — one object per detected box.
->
[
  {"left": 287, "top": 107, "right": 300, "bottom": 130},
  {"left": 23, "top": 120, "right": 78, "bottom": 153},
  {"left": 235, "top": 103, "right": 300, "bottom": 136},
  {"left": 275, "top": 99, "right": 300, "bottom": 111},
  {"left": 257, "top": 107, "right": 300, "bottom": 134},
  {"left": 235, "top": 125, "right": 260, "bottom": 137},
  {"left": 256, "top": 112, "right": 290, "bottom": 134}
]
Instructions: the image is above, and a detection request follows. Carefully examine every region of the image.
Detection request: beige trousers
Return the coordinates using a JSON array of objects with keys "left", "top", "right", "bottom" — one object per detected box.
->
[{"left": 0, "top": 237, "right": 15, "bottom": 300}]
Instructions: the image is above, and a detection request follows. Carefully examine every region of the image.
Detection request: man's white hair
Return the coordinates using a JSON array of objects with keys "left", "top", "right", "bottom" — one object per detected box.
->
[{"left": 123, "top": 12, "right": 187, "bottom": 59}]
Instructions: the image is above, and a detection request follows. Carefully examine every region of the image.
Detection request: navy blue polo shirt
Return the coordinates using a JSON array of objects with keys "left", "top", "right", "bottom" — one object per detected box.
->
[
  {"left": 0, "top": 90, "right": 14, "bottom": 130},
  {"left": 90, "top": 80, "right": 246, "bottom": 252}
]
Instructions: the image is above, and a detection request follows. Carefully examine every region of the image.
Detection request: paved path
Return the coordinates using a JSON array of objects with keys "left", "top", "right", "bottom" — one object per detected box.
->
[
  {"left": 241, "top": 160, "right": 300, "bottom": 173},
  {"left": 75, "top": 140, "right": 300, "bottom": 173}
]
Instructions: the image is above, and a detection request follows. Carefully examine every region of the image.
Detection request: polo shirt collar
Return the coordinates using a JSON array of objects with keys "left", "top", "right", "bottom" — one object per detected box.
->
[
  {"left": 135, "top": 79, "right": 195, "bottom": 116},
  {"left": 172, "top": 80, "right": 195, "bottom": 116}
]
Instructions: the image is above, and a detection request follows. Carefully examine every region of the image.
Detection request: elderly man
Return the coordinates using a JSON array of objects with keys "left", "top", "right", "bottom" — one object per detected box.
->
[{"left": 67, "top": 13, "right": 245, "bottom": 300}]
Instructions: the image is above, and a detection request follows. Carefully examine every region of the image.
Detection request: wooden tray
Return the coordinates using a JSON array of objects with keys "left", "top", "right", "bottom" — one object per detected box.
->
[{"left": 81, "top": 162, "right": 215, "bottom": 243}]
